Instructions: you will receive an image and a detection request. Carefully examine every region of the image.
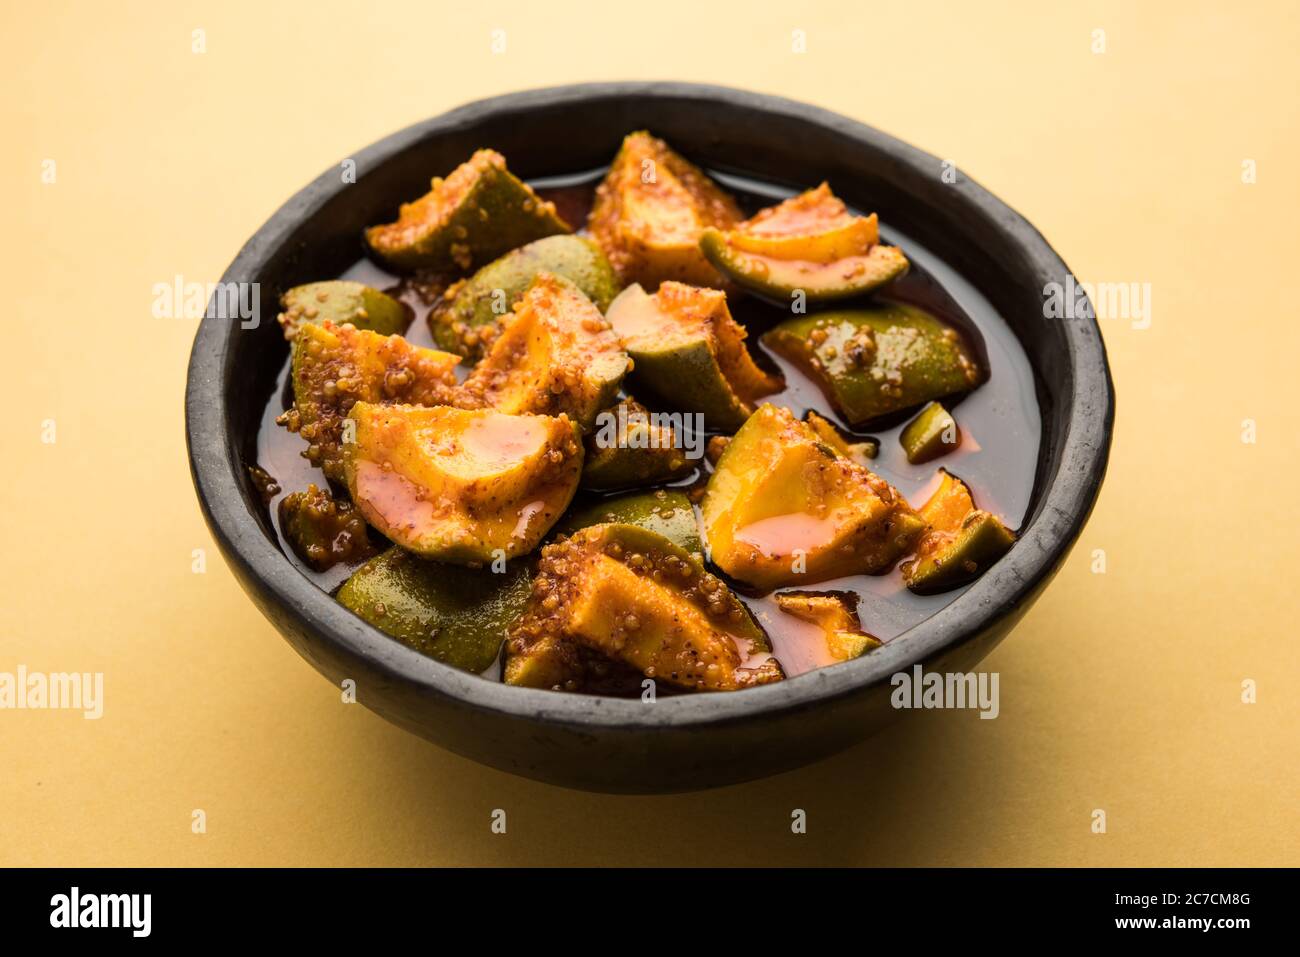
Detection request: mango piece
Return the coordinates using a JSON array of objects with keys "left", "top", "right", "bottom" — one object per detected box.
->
[
  {"left": 276, "top": 281, "right": 409, "bottom": 341},
  {"left": 506, "top": 523, "right": 784, "bottom": 692},
  {"left": 701, "top": 404, "right": 924, "bottom": 588},
  {"left": 555, "top": 489, "right": 701, "bottom": 554},
  {"left": 365, "top": 149, "right": 570, "bottom": 272},
  {"left": 762, "top": 304, "right": 984, "bottom": 427},
  {"left": 705, "top": 435, "right": 730, "bottom": 466},
  {"left": 343, "top": 403, "right": 583, "bottom": 564},
  {"left": 805, "top": 411, "right": 878, "bottom": 465},
  {"left": 588, "top": 131, "right": 742, "bottom": 288},
  {"left": 606, "top": 282, "right": 781, "bottom": 432},
  {"left": 774, "top": 592, "right": 882, "bottom": 661},
  {"left": 700, "top": 183, "right": 908, "bottom": 302},
  {"left": 900, "top": 401, "right": 961, "bottom": 464},
  {"left": 903, "top": 470, "right": 1016, "bottom": 594},
  {"left": 278, "top": 483, "right": 378, "bottom": 572},
  {"left": 277, "top": 321, "right": 460, "bottom": 481},
  {"left": 430, "top": 236, "right": 621, "bottom": 360},
  {"left": 338, "top": 547, "right": 531, "bottom": 674},
  {"left": 456, "top": 273, "right": 629, "bottom": 431},
  {"left": 582, "top": 397, "right": 694, "bottom": 490},
  {"left": 703, "top": 237, "right": 908, "bottom": 305}
]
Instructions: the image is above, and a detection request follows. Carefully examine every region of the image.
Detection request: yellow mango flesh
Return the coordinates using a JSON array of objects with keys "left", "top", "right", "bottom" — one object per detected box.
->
[
  {"left": 774, "top": 592, "right": 881, "bottom": 662},
  {"left": 283, "top": 321, "right": 460, "bottom": 481},
  {"left": 506, "top": 523, "right": 783, "bottom": 692},
  {"left": 456, "top": 272, "right": 628, "bottom": 431},
  {"left": 727, "top": 184, "right": 879, "bottom": 263},
  {"left": 343, "top": 402, "right": 582, "bottom": 564},
  {"left": 702, "top": 404, "right": 924, "bottom": 588},
  {"left": 589, "top": 131, "right": 742, "bottom": 288}
]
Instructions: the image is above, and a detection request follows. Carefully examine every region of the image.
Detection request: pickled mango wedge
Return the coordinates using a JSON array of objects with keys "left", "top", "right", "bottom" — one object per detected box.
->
[
  {"left": 456, "top": 273, "right": 629, "bottom": 431},
  {"left": 277, "top": 281, "right": 409, "bottom": 341},
  {"left": 589, "top": 131, "right": 743, "bottom": 288},
  {"left": 700, "top": 183, "right": 908, "bottom": 303},
  {"left": 431, "top": 235, "right": 621, "bottom": 360},
  {"left": 342, "top": 403, "right": 583, "bottom": 564},
  {"left": 606, "top": 281, "right": 782, "bottom": 432},
  {"left": 278, "top": 483, "right": 377, "bottom": 572},
  {"left": 278, "top": 321, "right": 460, "bottom": 481},
  {"left": 900, "top": 401, "right": 961, "bottom": 464},
  {"left": 902, "top": 469, "right": 1015, "bottom": 594},
  {"left": 338, "top": 547, "right": 532, "bottom": 673},
  {"left": 762, "top": 304, "right": 984, "bottom": 427},
  {"left": 702, "top": 404, "right": 925, "bottom": 588},
  {"left": 554, "top": 489, "right": 701, "bottom": 554},
  {"left": 505, "top": 523, "right": 784, "bottom": 692},
  {"left": 582, "top": 397, "right": 694, "bottom": 491},
  {"left": 365, "top": 149, "right": 570, "bottom": 272},
  {"left": 774, "top": 592, "right": 881, "bottom": 662},
  {"left": 805, "top": 411, "right": 878, "bottom": 465}
]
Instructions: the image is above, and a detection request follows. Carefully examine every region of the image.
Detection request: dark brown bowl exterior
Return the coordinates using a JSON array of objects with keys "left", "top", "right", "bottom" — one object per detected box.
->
[{"left": 185, "top": 83, "right": 1113, "bottom": 793}]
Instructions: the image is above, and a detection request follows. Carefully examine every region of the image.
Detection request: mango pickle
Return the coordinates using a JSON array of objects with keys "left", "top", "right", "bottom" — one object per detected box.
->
[
  {"left": 581, "top": 397, "right": 694, "bottom": 491},
  {"left": 702, "top": 404, "right": 924, "bottom": 588},
  {"left": 455, "top": 273, "right": 629, "bottom": 431},
  {"left": 278, "top": 321, "right": 460, "bottom": 481},
  {"left": 774, "top": 592, "right": 881, "bottom": 661},
  {"left": 278, "top": 483, "right": 377, "bottom": 572},
  {"left": 900, "top": 401, "right": 961, "bottom": 464},
  {"left": 902, "top": 470, "right": 1015, "bottom": 594},
  {"left": 589, "top": 131, "right": 743, "bottom": 288},
  {"left": 338, "top": 547, "right": 531, "bottom": 674},
  {"left": 505, "top": 523, "right": 784, "bottom": 692},
  {"left": 606, "top": 281, "right": 781, "bottom": 432},
  {"left": 365, "top": 149, "right": 570, "bottom": 272},
  {"left": 700, "top": 183, "right": 908, "bottom": 302},
  {"left": 762, "top": 303, "right": 983, "bottom": 427},
  {"left": 276, "top": 281, "right": 409, "bottom": 340},
  {"left": 805, "top": 411, "right": 878, "bottom": 465},
  {"left": 342, "top": 402, "right": 583, "bottom": 564},
  {"left": 253, "top": 133, "right": 1036, "bottom": 698},
  {"left": 431, "top": 236, "right": 621, "bottom": 361},
  {"left": 554, "top": 489, "right": 701, "bottom": 554}
]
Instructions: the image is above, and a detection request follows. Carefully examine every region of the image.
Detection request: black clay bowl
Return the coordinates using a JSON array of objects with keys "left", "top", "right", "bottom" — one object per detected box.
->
[{"left": 186, "top": 82, "right": 1113, "bottom": 793}]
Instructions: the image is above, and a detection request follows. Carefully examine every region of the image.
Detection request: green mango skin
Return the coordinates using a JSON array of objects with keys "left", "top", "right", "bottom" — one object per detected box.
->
[
  {"left": 700, "top": 229, "right": 909, "bottom": 303},
  {"left": 606, "top": 283, "right": 778, "bottom": 434},
  {"left": 279, "top": 281, "right": 409, "bottom": 339},
  {"left": 366, "top": 163, "right": 570, "bottom": 273},
  {"left": 554, "top": 490, "right": 702, "bottom": 555},
  {"left": 900, "top": 401, "right": 961, "bottom": 464},
  {"left": 903, "top": 513, "right": 1015, "bottom": 595},
  {"left": 432, "top": 236, "right": 622, "bottom": 360},
  {"left": 581, "top": 398, "right": 694, "bottom": 491},
  {"left": 581, "top": 440, "right": 694, "bottom": 491},
  {"left": 337, "top": 547, "right": 531, "bottom": 673},
  {"left": 763, "top": 304, "right": 984, "bottom": 427},
  {"left": 625, "top": 341, "right": 752, "bottom": 433}
]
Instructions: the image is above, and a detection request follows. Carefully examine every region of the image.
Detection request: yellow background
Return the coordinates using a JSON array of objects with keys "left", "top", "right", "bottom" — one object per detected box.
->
[{"left": 2, "top": 0, "right": 1297, "bottom": 866}]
